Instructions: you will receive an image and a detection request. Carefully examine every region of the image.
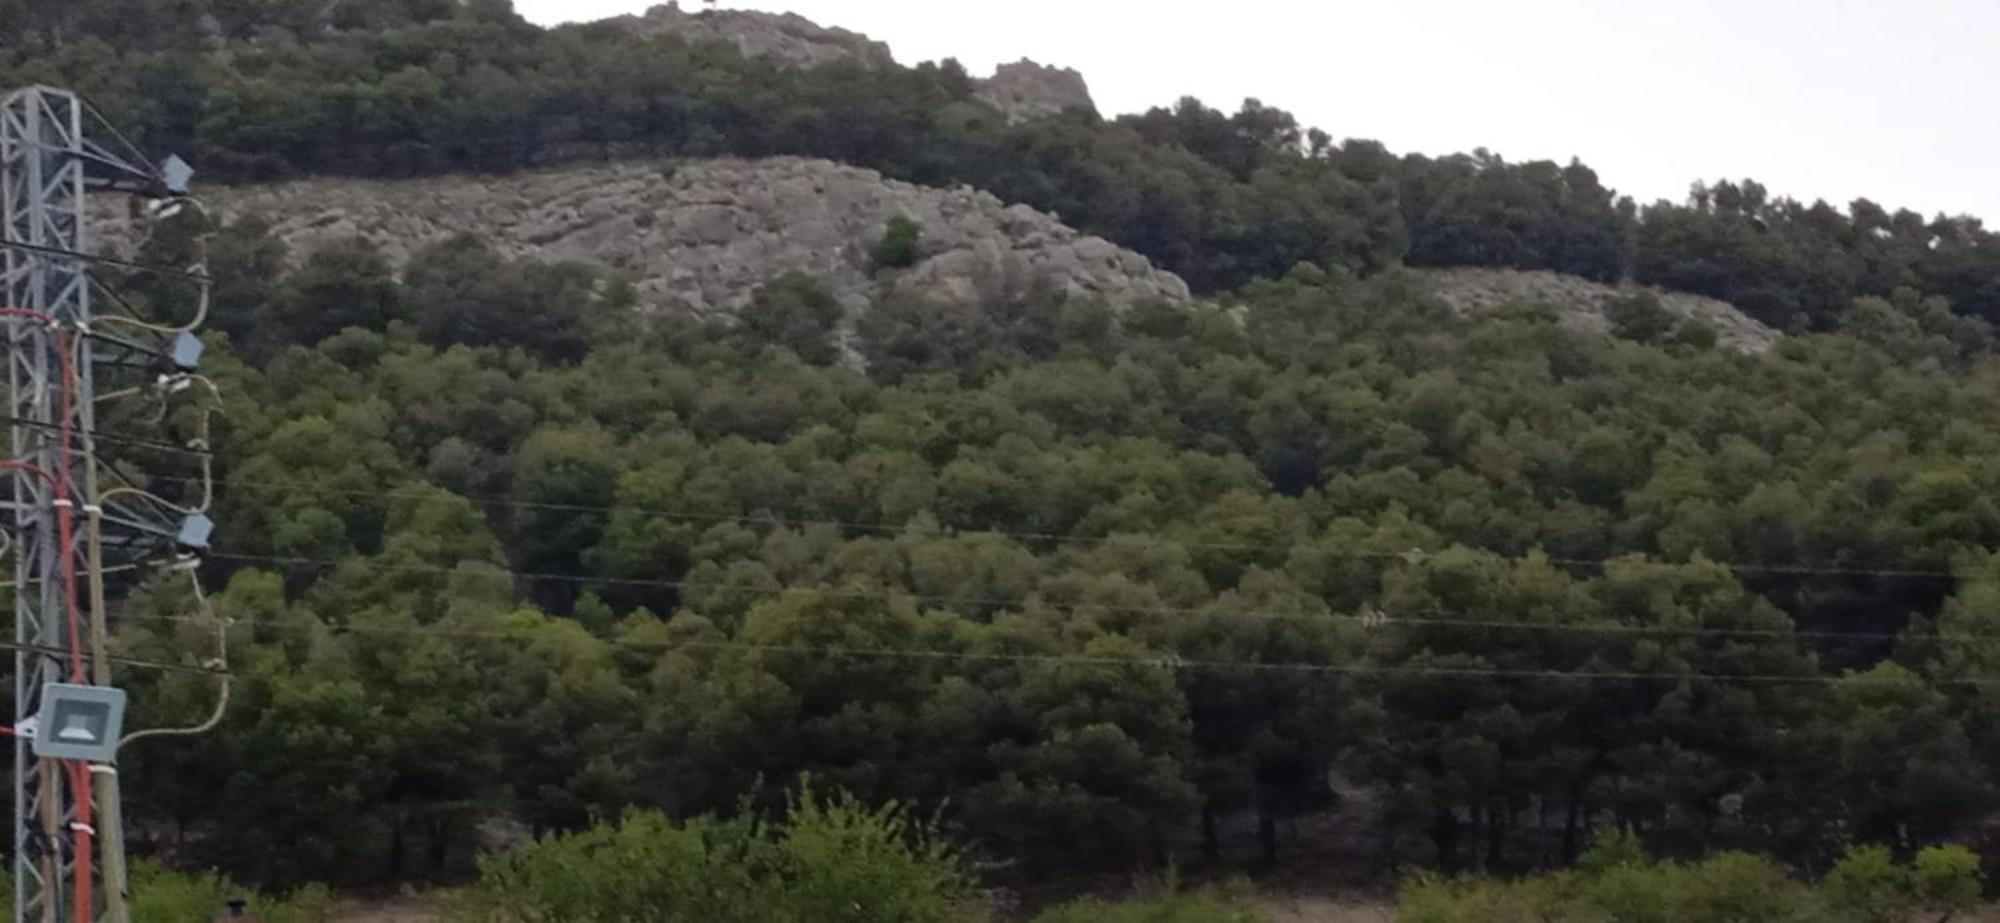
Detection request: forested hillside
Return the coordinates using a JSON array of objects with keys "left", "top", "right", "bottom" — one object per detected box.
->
[
  {"left": 16, "top": 0, "right": 2000, "bottom": 913},
  {"left": 108, "top": 228, "right": 2000, "bottom": 889}
]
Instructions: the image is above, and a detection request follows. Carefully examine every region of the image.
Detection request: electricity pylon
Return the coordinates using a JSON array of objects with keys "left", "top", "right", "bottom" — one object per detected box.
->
[{"left": 2, "top": 85, "right": 213, "bottom": 923}]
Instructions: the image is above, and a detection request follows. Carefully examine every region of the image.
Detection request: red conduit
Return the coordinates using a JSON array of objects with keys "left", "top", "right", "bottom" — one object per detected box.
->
[{"left": 0, "top": 307, "right": 95, "bottom": 923}]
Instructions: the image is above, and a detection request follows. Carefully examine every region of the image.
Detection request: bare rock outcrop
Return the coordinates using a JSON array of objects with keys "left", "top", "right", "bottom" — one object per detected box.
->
[
  {"left": 604, "top": 4, "right": 1096, "bottom": 123},
  {"left": 1423, "top": 266, "right": 1778, "bottom": 354},
  {"left": 205, "top": 157, "right": 1190, "bottom": 318},
  {"left": 975, "top": 60, "right": 1097, "bottom": 123},
  {"left": 605, "top": 1, "right": 894, "bottom": 70}
]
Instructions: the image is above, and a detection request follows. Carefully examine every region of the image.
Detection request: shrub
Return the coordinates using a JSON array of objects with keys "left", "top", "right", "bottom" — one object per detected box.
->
[
  {"left": 119, "top": 861, "right": 334, "bottom": 923},
  {"left": 1578, "top": 829, "right": 1647, "bottom": 874},
  {"left": 739, "top": 272, "right": 846, "bottom": 363},
  {"left": 768, "top": 788, "right": 974, "bottom": 923},
  {"left": 1588, "top": 863, "right": 1673, "bottom": 923},
  {"left": 1607, "top": 292, "right": 1675, "bottom": 343},
  {"left": 1396, "top": 873, "right": 1579, "bottom": 923},
  {"left": 449, "top": 784, "right": 974, "bottom": 923},
  {"left": 1668, "top": 852, "right": 1809, "bottom": 923},
  {"left": 1672, "top": 317, "right": 1719, "bottom": 349},
  {"left": 1911, "top": 844, "right": 1983, "bottom": 922},
  {"left": 1822, "top": 845, "right": 1907, "bottom": 923},
  {"left": 873, "top": 215, "right": 923, "bottom": 269}
]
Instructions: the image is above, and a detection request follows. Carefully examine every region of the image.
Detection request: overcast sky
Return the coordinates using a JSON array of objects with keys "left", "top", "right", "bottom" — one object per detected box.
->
[{"left": 512, "top": 0, "right": 2000, "bottom": 222}]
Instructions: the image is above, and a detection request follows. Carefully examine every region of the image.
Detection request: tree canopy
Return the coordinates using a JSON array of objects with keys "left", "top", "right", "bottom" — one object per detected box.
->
[{"left": 86, "top": 224, "right": 2000, "bottom": 887}]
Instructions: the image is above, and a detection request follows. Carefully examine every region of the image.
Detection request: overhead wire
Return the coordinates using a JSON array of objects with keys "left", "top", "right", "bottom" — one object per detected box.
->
[
  {"left": 100, "top": 608, "right": 2000, "bottom": 688},
  {"left": 0, "top": 415, "right": 214, "bottom": 458},
  {"left": 149, "top": 474, "right": 1987, "bottom": 583},
  {"left": 0, "top": 239, "right": 208, "bottom": 282},
  {"left": 195, "top": 551, "right": 2000, "bottom": 647},
  {"left": 89, "top": 199, "right": 213, "bottom": 337},
  {"left": 117, "top": 573, "right": 229, "bottom": 746}
]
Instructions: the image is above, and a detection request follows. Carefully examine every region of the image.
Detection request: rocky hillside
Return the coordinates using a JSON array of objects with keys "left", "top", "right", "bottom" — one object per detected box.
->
[
  {"left": 605, "top": 1, "right": 895, "bottom": 70},
  {"left": 977, "top": 60, "right": 1096, "bottom": 124},
  {"left": 607, "top": 2, "right": 1098, "bottom": 123},
  {"left": 207, "top": 157, "right": 1191, "bottom": 318},
  {"left": 188, "top": 156, "right": 1782, "bottom": 354},
  {"left": 1424, "top": 266, "right": 1779, "bottom": 353}
]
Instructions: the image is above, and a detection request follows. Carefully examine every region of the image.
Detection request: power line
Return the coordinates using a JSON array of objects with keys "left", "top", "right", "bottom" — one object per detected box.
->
[
  {"left": 104, "top": 609, "right": 1998, "bottom": 688},
  {"left": 0, "top": 631, "right": 222, "bottom": 676},
  {"left": 199, "top": 551, "right": 1989, "bottom": 646},
  {"left": 0, "top": 240, "right": 206, "bottom": 282},
  {"left": 0, "top": 415, "right": 212, "bottom": 457},
  {"left": 160, "top": 475, "right": 1980, "bottom": 582}
]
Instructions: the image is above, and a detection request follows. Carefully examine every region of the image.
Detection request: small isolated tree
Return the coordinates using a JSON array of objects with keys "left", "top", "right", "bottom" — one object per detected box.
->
[
  {"left": 1911, "top": 845, "right": 1983, "bottom": 923},
  {"left": 1672, "top": 317, "right": 1719, "bottom": 349},
  {"left": 1607, "top": 292, "right": 1676, "bottom": 344},
  {"left": 738, "top": 272, "right": 845, "bottom": 364},
  {"left": 873, "top": 215, "right": 923, "bottom": 269},
  {"left": 1822, "top": 845, "right": 1907, "bottom": 923}
]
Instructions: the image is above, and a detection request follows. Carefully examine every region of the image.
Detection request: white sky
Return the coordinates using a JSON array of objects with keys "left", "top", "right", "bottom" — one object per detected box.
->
[{"left": 513, "top": 0, "right": 2000, "bottom": 222}]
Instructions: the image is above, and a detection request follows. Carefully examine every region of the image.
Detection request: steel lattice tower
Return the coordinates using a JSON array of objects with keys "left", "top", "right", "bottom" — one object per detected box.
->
[
  {"left": 1, "top": 85, "right": 208, "bottom": 923},
  {"left": 4, "top": 84, "right": 101, "bottom": 923}
]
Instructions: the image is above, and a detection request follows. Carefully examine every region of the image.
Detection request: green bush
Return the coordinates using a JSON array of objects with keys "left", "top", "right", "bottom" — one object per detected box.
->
[
  {"left": 1672, "top": 317, "right": 1720, "bottom": 349},
  {"left": 114, "top": 861, "right": 333, "bottom": 923},
  {"left": 1587, "top": 863, "right": 1673, "bottom": 923},
  {"left": 873, "top": 215, "right": 923, "bottom": 269},
  {"left": 1607, "top": 292, "right": 1676, "bottom": 343},
  {"left": 1822, "top": 845, "right": 1907, "bottom": 923},
  {"left": 1392, "top": 841, "right": 1985, "bottom": 923},
  {"left": 1669, "top": 852, "right": 1809, "bottom": 923},
  {"left": 1578, "top": 829, "right": 1647, "bottom": 874},
  {"left": 1912, "top": 844, "right": 1983, "bottom": 921},
  {"left": 1396, "top": 873, "right": 1578, "bottom": 923},
  {"left": 449, "top": 785, "right": 974, "bottom": 923},
  {"left": 739, "top": 272, "right": 846, "bottom": 363}
]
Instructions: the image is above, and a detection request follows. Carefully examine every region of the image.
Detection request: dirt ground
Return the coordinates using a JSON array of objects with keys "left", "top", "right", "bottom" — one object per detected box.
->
[
  {"left": 331, "top": 895, "right": 448, "bottom": 922},
  {"left": 1252, "top": 896, "right": 1394, "bottom": 923}
]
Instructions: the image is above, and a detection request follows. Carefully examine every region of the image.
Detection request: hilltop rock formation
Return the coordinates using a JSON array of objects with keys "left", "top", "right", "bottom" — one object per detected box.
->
[
  {"left": 607, "top": 3, "right": 1097, "bottom": 123},
  {"left": 1423, "top": 266, "right": 1779, "bottom": 353},
  {"left": 975, "top": 60, "right": 1097, "bottom": 123},
  {"left": 205, "top": 157, "right": 1191, "bottom": 319},
  {"left": 605, "top": 1, "right": 895, "bottom": 70}
]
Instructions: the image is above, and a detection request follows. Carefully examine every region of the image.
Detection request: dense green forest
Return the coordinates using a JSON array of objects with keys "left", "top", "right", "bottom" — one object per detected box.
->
[
  {"left": 96, "top": 220, "right": 2000, "bottom": 892},
  {"left": 18, "top": 0, "right": 2000, "bottom": 914}
]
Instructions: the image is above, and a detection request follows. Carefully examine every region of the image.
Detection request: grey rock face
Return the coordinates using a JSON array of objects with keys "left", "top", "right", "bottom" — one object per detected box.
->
[
  {"left": 202, "top": 157, "right": 1191, "bottom": 319},
  {"left": 602, "top": 5, "right": 1096, "bottom": 124},
  {"left": 606, "top": 1, "right": 895, "bottom": 70},
  {"left": 1423, "top": 266, "right": 1779, "bottom": 354},
  {"left": 974, "top": 60, "right": 1098, "bottom": 123}
]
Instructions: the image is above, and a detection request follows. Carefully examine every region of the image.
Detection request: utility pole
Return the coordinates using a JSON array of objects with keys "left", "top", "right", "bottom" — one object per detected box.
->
[{"left": 1, "top": 85, "right": 214, "bottom": 923}]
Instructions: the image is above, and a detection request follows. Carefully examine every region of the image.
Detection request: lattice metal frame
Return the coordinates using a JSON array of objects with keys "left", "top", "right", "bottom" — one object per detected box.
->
[
  {"left": 3, "top": 84, "right": 94, "bottom": 923},
  {"left": 0, "top": 85, "right": 181, "bottom": 923}
]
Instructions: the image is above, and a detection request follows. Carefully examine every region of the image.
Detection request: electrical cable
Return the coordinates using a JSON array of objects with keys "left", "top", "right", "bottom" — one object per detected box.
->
[
  {"left": 0, "top": 415, "right": 214, "bottom": 458},
  {"left": 0, "top": 239, "right": 207, "bottom": 282},
  {"left": 150, "top": 473, "right": 1991, "bottom": 583},
  {"left": 195, "top": 550, "right": 2000, "bottom": 646},
  {"left": 99, "top": 609, "right": 2000, "bottom": 688},
  {"left": 118, "top": 574, "right": 229, "bottom": 746}
]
